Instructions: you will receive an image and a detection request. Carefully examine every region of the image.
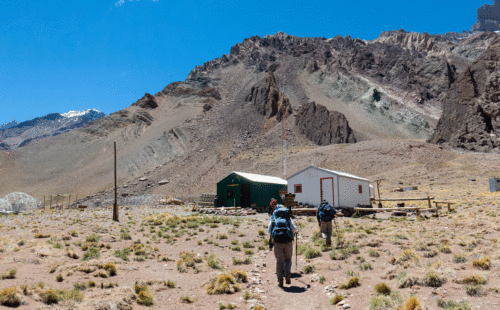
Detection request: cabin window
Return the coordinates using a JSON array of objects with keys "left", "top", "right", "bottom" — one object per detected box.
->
[
  {"left": 294, "top": 184, "right": 302, "bottom": 193},
  {"left": 227, "top": 190, "right": 233, "bottom": 199},
  {"left": 358, "top": 185, "right": 363, "bottom": 194}
]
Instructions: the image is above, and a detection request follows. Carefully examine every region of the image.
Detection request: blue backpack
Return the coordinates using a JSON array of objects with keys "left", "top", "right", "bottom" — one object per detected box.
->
[
  {"left": 318, "top": 202, "right": 336, "bottom": 222},
  {"left": 271, "top": 205, "right": 294, "bottom": 244}
]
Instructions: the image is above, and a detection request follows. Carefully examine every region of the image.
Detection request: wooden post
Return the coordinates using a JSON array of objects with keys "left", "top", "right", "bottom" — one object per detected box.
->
[
  {"left": 447, "top": 203, "right": 451, "bottom": 212},
  {"left": 375, "top": 179, "right": 384, "bottom": 208},
  {"left": 427, "top": 196, "right": 432, "bottom": 209},
  {"left": 50, "top": 195, "right": 52, "bottom": 209},
  {"left": 69, "top": 195, "right": 71, "bottom": 208},
  {"left": 416, "top": 209, "right": 420, "bottom": 217},
  {"left": 43, "top": 196, "right": 46, "bottom": 209},
  {"left": 113, "top": 141, "right": 119, "bottom": 222},
  {"left": 75, "top": 194, "right": 78, "bottom": 208},
  {"left": 61, "top": 195, "right": 64, "bottom": 209}
]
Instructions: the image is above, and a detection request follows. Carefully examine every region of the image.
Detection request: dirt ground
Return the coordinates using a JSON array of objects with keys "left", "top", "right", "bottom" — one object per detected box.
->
[{"left": 1, "top": 188, "right": 500, "bottom": 310}]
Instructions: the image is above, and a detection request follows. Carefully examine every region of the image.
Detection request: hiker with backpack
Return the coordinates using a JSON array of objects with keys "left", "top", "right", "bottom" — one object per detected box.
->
[
  {"left": 268, "top": 204, "right": 298, "bottom": 288},
  {"left": 316, "top": 200, "right": 337, "bottom": 247}
]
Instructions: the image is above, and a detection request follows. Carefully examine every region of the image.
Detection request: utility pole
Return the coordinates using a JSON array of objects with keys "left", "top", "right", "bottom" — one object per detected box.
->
[
  {"left": 375, "top": 179, "right": 384, "bottom": 208},
  {"left": 113, "top": 141, "right": 119, "bottom": 222},
  {"left": 282, "top": 112, "right": 288, "bottom": 179}
]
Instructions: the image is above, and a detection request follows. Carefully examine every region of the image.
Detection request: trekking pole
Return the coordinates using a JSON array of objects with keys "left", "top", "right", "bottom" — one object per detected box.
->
[
  {"left": 333, "top": 216, "right": 343, "bottom": 248},
  {"left": 295, "top": 232, "right": 298, "bottom": 270}
]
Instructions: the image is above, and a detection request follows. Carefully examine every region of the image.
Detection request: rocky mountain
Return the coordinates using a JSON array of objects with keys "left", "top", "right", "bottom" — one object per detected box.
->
[
  {"left": 0, "top": 109, "right": 105, "bottom": 151},
  {"left": 1, "top": 28, "right": 499, "bottom": 200},
  {"left": 471, "top": 0, "right": 500, "bottom": 32},
  {"left": 429, "top": 36, "right": 500, "bottom": 152}
]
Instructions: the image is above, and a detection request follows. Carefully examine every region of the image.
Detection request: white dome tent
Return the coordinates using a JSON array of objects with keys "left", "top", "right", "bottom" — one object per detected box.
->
[
  {"left": 0, "top": 199, "right": 13, "bottom": 213},
  {"left": 3, "top": 192, "right": 38, "bottom": 213}
]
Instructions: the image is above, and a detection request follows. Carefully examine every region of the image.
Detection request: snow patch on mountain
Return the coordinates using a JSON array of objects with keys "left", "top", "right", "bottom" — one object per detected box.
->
[
  {"left": 61, "top": 108, "right": 105, "bottom": 121},
  {"left": 0, "top": 120, "right": 19, "bottom": 130}
]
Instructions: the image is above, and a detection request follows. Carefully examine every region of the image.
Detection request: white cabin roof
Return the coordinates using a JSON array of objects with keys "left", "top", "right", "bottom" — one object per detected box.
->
[
  {"left": 233, "top": 171, "right": 287, "bottom": 185},
  {"left": 287, "top": 166, "right": 370, "bottom": 182}
]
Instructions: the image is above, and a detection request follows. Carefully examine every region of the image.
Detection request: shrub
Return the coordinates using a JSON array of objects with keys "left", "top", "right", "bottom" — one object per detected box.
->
[
  {"left": 375, "top": 283, "right": 391, "bottom": 295},
  {"left": 120, "top": 232, "right": 132, "bottom": 240},
  {"left": 369, "top": 250, "right": 380, "bottom": 258},
  {"left": 242, "top": 241, "right": 255, "bottom": 248},
  {"left": 0, "top": 287, "right": 21, "bottom": 307},
  {"left": 206, "top": 273, "right": 241, "bottom": 295},
  {"left": 34, "top": 233, "right": 51, "bottom": 238},
  {"left": 465, "top": 284, "right": 484, "bottom": 296},
  {"left": 180, "top": 296, "right": 193, "bottom": 303},
  {"left": 216, "top": 234, "right": 228, "bottom": 240},
  {"left": 41, "top": 288, "right": 59, "bottom": 304},
  {"left": 244, "top": 249, "right": 254, "bottom": 255},
  {"left": 207, "top": 254, "right": 223, "bottom": 269},
  {"left": 368, "top": 291, "right": 403, "bottom": 310},
  {"left": 424, "top": 250, "right": 438, "bottom": 258},
  {"left": 330, "top": 249, "right": 349, "bottom": 260},
  {"left": 403, "top": 296, "right": 421, "bottom": 310},
  {"left": 453, "top": 253, "right": 467, "bottom": 263},
  {"left": 319, "top": 275, "right": 326, "bottom": 284},
  {"left": 114, "top": 248, "right": 130, "bottom": 261},
  {"left": 472, "top": 257, "right": 490, "bottom": 270},
  {"left": 439, "top": 245, "right": 452, "bottom": 254},
  {"left": 70, "top": 230, "right": 78, "bottom": 237},
  {"left": 339, "top": 277, "right": 360, "bottom": 289},
  {"left": 85, "top": 233, "right": 100, "bottom": 243},
  {"left": 104, "top": 263, "right": 117, "bottom": 276},
  {"left": 165, "top": 280, "right": 176, "bottom": 288},
  {"left": 329, "top": 294, "right": 344, "bottom": 305},
  {"left": 232, "top": 257, "right": 252, "bottom": 265},
  {"left": 56, "top": 274, "right": 64, "bottom": 282},
  {"left": 436, "top": 299, "right": 471, "bottom": 310},
  {"left": 137, "top": 290, "right": 154, "bottom": 306},
  {"left": 303, "top": 265, "right": 315, "bottom": 274},
  {"left": 422, "top": 271, "right": 446, "bottom": 287},
  {"left": 457, "top": 274, "right": 487, "bottom": 285},
  {"left": 359, "top": 263, "right": 373, "bottom": 271},
  {"left": 1, "top": 269, "right": 16, "bottom": 279},
  {"left": 304, "top": 247, "right": 322, "bottom": 259},
  {"left": 398, "top": 249, "right": 417, "bottom": 262},
  {"left": 258, "top": 229, "right": 265, "bottom": 236},
  {"left": 82, "top": 247, "right": 100, "bottom": 261},
  {"left": 94, "top": 271, "right": 108, "bottom": 278},
  {"left": 230, "top": 269, "right": 248, "bottom": 283}
]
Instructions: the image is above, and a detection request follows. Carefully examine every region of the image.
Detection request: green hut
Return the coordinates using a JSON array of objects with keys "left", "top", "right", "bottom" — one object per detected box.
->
[{"left": 216, "top": 171, "right": 287, "bottom": 208}]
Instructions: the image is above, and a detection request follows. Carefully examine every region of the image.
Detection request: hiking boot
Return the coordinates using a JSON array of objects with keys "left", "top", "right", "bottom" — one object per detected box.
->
[
  {"left": 278, "top": 280, "right": 284, "bottom": 288},
  {"left": 285, "top": 277, "right": 291, "bottom": 284}
]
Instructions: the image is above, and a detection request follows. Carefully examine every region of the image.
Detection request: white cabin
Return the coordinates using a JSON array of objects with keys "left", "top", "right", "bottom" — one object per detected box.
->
[{"left": 287, "top": 166, "right": 374, "bottom": 208}]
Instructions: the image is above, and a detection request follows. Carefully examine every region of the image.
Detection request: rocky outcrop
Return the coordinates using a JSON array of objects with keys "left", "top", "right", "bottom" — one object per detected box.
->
[
  {"left": 295, "top": 102, "right": 356, "bottom": 145},
  {"left": 471, "top": 0, "right": 500, "bottom": 32},
  {"left": 245, "top": 72, "right": 292, "bottom": 122},
  {"left": 132, "top": 93, "right": 158, "bottom": 109},
  {"left": 429, "top": 37, "right": 500, "bottom": 152},
  {"left": 374, "top": 29, "right": 442, "bottom": 55}
]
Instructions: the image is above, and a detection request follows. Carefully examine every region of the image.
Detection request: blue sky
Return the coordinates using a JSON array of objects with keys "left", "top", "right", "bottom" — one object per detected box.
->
[{"left": 0, "top": 0, "right": 489, "bottom": 125}]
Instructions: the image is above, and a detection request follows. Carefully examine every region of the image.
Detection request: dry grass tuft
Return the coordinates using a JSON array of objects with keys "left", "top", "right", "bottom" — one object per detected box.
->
[
  {"left": 0, "top": 287, "right": 21, "bottom": 307},
  {"left": 403, "top": 296, "right": 421, "bottom": 310},
  {"left": 206, "top": 271, "right": 247, "bottom": 295},
  {"left": 472, "top": 257, "right": 490, "bottom": 270}
]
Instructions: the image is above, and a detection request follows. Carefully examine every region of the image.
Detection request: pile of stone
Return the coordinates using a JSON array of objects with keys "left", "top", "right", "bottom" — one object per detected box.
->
[{"left": 197, "top": 207, "right": 257, "bottom": 216}]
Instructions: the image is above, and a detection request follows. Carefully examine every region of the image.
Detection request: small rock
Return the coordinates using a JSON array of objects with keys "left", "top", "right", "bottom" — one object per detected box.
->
[
  {"left": 158, "top": 180, "right": 170, "bottom": 185},
  {"left": 139, "top": 177, "right": 147, "bottom": 181},
  {"left": 343, "top": 304, "right": 351, "bottom": 309}
]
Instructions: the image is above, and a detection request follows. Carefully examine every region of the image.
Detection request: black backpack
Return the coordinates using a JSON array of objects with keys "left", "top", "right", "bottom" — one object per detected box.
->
[
  {"left": 271, "top": 206, "right": 294, "bottom": 244},
  {"left": 318, "top": 202, "right": 336, "bottom": 222}
]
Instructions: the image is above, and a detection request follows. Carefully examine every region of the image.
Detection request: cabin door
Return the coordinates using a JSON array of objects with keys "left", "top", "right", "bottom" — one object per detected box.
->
[
  {"left": 320, "top": 177, "right": 334, "bottom": 206},
  {"left": 241, "top": 183, "right": 251, "bottom": 208}
]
